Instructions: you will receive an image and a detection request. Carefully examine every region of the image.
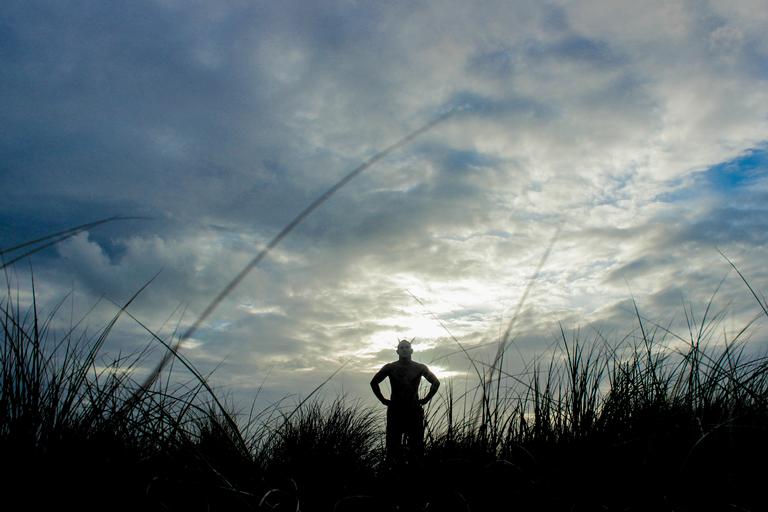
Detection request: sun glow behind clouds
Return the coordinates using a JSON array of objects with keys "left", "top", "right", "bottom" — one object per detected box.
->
[
  {"left": 351, "top": 274, "right": 506, "bottom": 358},
  {"left": 354, "top": 319, "right": 446, "bottom": 359},
  {"left": 425, "top": 365, "right": 465, "bottom": 380}
]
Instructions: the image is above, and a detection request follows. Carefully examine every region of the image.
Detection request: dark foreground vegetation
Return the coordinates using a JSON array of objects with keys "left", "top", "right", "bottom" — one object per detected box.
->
[{"left": 2, "top": 273, "right": 767, "bottom": 512}]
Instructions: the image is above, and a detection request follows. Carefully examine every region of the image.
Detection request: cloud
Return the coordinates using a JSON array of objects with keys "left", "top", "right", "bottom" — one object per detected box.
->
[{"left": 2, "top": 0, "right": 768, "bottom": 409}]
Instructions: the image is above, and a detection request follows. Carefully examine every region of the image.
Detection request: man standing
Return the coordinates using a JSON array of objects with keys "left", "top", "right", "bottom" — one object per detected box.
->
[{"left": 370, "top": 339, "right": 440, "bottom": 465}]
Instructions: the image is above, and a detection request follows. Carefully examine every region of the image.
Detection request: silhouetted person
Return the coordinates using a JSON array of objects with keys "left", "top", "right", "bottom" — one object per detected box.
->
[{"left": 371, "top": 339, "right": 440, "bottom": 466}]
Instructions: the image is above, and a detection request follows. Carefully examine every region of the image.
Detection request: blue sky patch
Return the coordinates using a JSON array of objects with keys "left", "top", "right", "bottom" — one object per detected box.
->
[
  {"left": 656, "top": 145, "right": 768, "bottom": 204},
  {"left": 705, "top": 145, "right": 768, "bottom": 192}
]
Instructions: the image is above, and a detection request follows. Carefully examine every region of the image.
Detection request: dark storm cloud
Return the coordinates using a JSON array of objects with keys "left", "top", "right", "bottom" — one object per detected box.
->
[
  {"left": 2, "top": 2, "right": 270, "bottom": 225},
  {"left": 0, "top": 0, "right": 407, "bottom": 242}
]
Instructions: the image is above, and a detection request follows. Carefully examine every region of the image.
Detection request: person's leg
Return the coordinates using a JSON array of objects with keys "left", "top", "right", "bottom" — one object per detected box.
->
[
  {"left": 405, "top": 406, "right": 425, "bottom": 463},
  {"left": 386, "top": 406, "right": 403, "bottom": 466}
]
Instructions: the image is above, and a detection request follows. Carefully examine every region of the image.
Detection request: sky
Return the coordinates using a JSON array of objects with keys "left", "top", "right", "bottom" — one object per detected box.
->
[{"left": 2, "top": 0, "right": 768, "bottom": 413}]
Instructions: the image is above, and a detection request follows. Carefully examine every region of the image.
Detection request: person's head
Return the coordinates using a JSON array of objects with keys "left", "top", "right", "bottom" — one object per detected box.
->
[{"left": 396, "top": 339, "right": 413, "bottom": 360}]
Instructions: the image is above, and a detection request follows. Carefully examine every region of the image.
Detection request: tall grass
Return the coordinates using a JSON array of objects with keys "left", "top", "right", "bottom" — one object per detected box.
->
[
  {"left": 423, "top": 292, "right": 768, "bottom": 511},
  {"left": 3, "top": 262, "right": 768, "bottom": 510},
  {"left": 0, "top": 272, "right": 386, "bottom": 511},
  {"left": 262, "top": 398, "right": 380, "bottom": 511},
  {"left": 0, "top": 274, "right": 262, "bottom": 510}
]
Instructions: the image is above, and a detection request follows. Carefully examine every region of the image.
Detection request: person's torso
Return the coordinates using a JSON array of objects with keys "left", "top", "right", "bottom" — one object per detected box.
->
[{"left": 388, "top": 361, "right": 424, "bottom": 404}]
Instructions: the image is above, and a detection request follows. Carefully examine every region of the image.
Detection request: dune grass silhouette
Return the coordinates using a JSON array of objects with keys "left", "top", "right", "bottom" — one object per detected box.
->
[{"left": 2, "top": 263, "right": 767, "bottom": 511}]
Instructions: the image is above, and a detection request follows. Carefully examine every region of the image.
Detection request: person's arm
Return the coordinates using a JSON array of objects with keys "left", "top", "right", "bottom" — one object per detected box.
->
[
  {"left": 370, "top": 365, "right": 391, "bottom": 406},
  {"left": 419, "top": 366, "right": 440, "bottom": 405}
]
